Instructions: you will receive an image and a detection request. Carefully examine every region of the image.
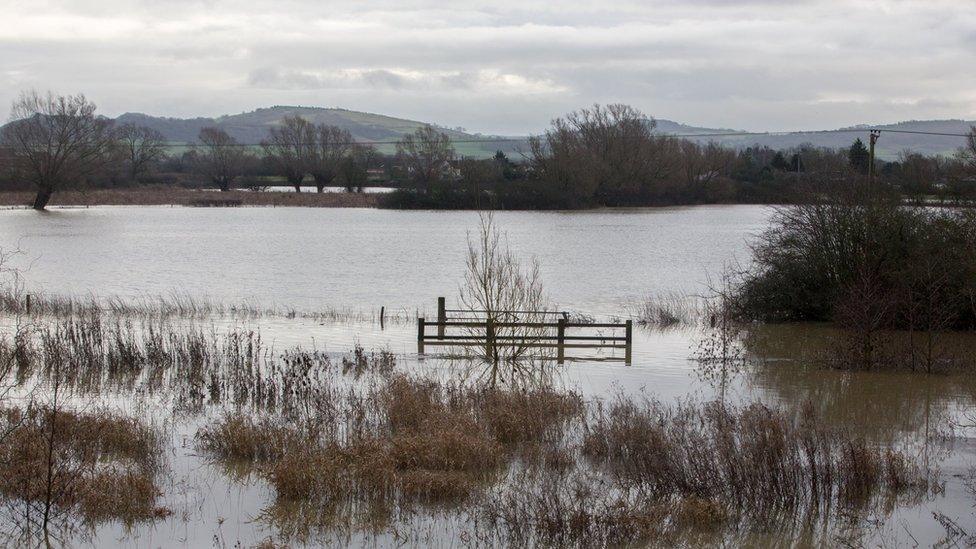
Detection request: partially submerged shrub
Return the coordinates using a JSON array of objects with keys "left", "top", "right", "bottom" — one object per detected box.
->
[
  {"left": 582, "top": 398, "right": 931, "bottom": 512},
  {"left": 196, "top": 414, "right": 303, "bottom": 462},
  {"left": 0, "top": 406, "right": 168, "bottom": 525},
  {"left": 734, "top": 186, "right": 976, "bottom": 332}
]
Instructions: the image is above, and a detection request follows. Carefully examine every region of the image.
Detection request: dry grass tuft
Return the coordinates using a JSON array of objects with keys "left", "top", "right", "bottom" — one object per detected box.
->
[
  {"left": 581, "top": 398, "right": 931, "bottom": 511},
  {"left": 196, "top": 415, "right": 302, "bottom": 462},
  {"left": 0, "top": 406, "right": 167, "bottom": 524}
]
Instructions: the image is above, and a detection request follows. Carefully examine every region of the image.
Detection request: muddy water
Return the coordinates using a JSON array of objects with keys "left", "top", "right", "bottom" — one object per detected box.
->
[{"left": 0, "top": 205, "right": 975, "bottom": 546}]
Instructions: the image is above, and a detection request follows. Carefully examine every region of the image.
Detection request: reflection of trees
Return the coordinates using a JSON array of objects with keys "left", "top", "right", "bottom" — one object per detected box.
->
[{"left": 739, "top": 324, "right": 975, "bottom": 445}]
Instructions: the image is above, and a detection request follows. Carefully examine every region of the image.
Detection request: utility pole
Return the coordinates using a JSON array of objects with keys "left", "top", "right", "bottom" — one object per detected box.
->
[{"left": 868, "top": 130, "right": 881, "bottom": 186}]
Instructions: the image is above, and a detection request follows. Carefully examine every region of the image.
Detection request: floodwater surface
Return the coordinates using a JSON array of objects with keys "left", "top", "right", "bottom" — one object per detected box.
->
[{"left": 0, "top": 205, "right": 974, "bottom": 547}]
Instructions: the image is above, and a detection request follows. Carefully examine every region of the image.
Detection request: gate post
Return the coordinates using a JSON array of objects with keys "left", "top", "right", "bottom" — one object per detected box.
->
[
  {"left": 418, "top": 317, "right": 426, "bottom": 354},
  {"left": 437, "top": 297, "right": 446, "bottom": 339},
  {"left": 625, "top": 319, "right": 633, "bottom": 364},
  {"left": 557, "top": 318, "right": 566, "bottom": 364}
]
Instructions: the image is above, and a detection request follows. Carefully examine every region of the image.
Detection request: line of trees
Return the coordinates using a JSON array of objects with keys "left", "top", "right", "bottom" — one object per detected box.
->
[
  {"left": 0, "top": 92, "right": 383, "bottom": 208},
  {"left": 3, "top": 92, "right": 976, "bottom": 210},
  {"left": 384, "top": 104, "right": 976, "bottom": 209}
]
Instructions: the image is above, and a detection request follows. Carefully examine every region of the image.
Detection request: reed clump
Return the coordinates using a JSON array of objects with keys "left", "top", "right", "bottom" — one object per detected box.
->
[
  {"left": 341, "top": 343, "right": 396, "bottom": 378},
  {"left": 581, "top": 399, "right": 931, "bottom": 511},
  {"left": 196, "top": 414, "right": 303, "bottom": 462},
  {"left": 9, "top": 314, "right": 360, "bottom": 415},
  {"left": 194, "top": 363, "right": 935, "bottom": 546},
  {"left": 196, "top": 374, "right": 585, "bottom": 523},
  {"left": 634, "top": 292, "right": 701, "bottom": 328},
  {"left": 0, "top": 406, "right": 168, "bottom": 524},
  {"left": 0, "top": 286, "right": 408, "bottom": 324}
]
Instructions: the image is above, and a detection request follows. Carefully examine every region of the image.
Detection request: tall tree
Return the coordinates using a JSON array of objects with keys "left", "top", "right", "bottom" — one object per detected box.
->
[
  {"left": 309, "top": 125, "right": 353, "bottom": 193},
  {"left": 396, "top": 125, "right": 456, "bottom": 192},
  {"left": 115, "top": 123, "right": 166, "bottom": 182},
  {"left": 529, "top": 104, "right": 676, "bottom": 203},
  {"left": 195, "top": 127, "right": 249, "bottom": 192},
  {"left": 960, "top": 125, "right": 976, "bottom": 176},
  {"left": 770, "top": 151, "right": 790, "bottom": 172},
  {"left": 338, "top": 144, "right": 376, "bottom": 192},
  {"left": 262, "top": 116, "right": 314, "bottom": 192},
  {"left": 1, "top": 91, "right": 115, "bottom": 210},
  {"left": 848, "top": 138, "right": 870, "bottom": 174}
]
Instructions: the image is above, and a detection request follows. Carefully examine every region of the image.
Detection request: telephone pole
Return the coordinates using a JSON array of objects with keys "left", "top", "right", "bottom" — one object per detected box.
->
[{"left": 868, "top": 130, "right": 881, "bottom": 186}]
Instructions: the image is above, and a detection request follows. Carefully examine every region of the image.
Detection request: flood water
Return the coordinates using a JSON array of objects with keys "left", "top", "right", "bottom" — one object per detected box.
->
[
  {"left": 0, "top": 205, "right": 768, "bottom": 316},
  {"left": 1, "top": 205, "right": 975, "bottom": 547}
]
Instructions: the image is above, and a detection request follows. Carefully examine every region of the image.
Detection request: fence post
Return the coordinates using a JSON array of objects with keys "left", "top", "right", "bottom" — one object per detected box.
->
[
  {"left": 380, "top": 306, "right": 385, "bottom": 329},
  {"left": 557, "top": 318, "right": 566, "bottom": 364},
  {"left": 437, "top": 297, "right": 445, "bottom": 339},
  {"left": 486, "top": 318, "right": 496, "bottom": 363},
  {"left": 25, "top": 294, "right": 31, "bottom": 314},
  {"left": 418, "top": 317, "right": 425, "bottom": 354},
  {"left": 625, "top": 319, "right": 633, "bottom": 364}
]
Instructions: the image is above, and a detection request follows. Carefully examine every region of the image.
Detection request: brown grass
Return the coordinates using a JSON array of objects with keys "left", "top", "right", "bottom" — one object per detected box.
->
[
  {"left": 192, "top": 366, "right": 935, "bottom": 545},
  {"left": 195, "top": 373, "right": 584, "bottom": 530},
  {"left": 0, "top": 286, "right": 405, "bottom": 324},
  {"left": 581, "top": 399, "right": 930, "bottom": 510},
  {"left": 0, "top": 406, "right": 168, "bottom": 524},
  {"left": 0, "top": 187, "right": 380, "bottom": 208}
]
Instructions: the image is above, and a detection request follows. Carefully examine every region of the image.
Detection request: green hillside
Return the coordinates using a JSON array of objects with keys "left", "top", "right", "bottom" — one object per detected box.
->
[{"left": 116, "top": 106, "right": 526, "bottom": 159}]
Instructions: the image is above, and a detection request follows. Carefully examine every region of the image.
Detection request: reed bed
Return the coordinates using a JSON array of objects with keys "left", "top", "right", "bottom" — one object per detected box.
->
[
  {"left": 2, "top": 314, "right": 389, "bottom": 416},
  {"left": 193, "top": 367, "right": 934, "bottom": 545},
  {"left": 0, "top": 406, "right": 168, "bottom": 527},
  {"left": 0, "top": 312, "right": 941, "bottom": 545},
  {"left": 633, "top": 292, "right": 703, "bottom": 328},
  {"left": 0, "top": 287, "right": 413, "bottom": 324}
]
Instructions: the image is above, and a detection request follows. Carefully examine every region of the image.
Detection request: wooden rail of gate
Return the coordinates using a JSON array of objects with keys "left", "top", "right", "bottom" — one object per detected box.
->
[{"left": 417, "top": 297, "right": 632, "bottom": 363}]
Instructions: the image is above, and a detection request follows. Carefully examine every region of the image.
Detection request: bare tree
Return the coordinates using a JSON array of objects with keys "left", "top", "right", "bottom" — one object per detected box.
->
[
  {"left": 195, "top": 127, "right": 248, "bottom": 192},
  {"left": 529, "top": 104, "right": 677, "bottom": 203},
  {"left": 458, "top": 213, "right": 551, "bottom": 383},
  {"left": 396, "top": 125, "right": 455, "bottom": 192},
  {"left": 262, "top": 116, "right": 314, "bottom": 192},
  {"left": 677, "top": 140, "right": 734, "bottom": 196},
  {"left": 338, "top": 144, "right": 376, "bottom": 193},
  {"left": 309, "top": 125, "right": 353, "bottom": 193},
  {"left": 960, "top": 125, "right": 976, "bottom": 176},
  {"left": 115, "top": 123, "right": 166, "bottom": 183},
  {"left": 0, "top": 91, "right": 115, "bottom": 210}
]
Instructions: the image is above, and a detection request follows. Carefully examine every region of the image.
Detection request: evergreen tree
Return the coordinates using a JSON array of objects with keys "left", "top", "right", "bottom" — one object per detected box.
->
[
  {"left": 848, "top": 138, "right": 870, "bottom": 174},
  {"left": 771, "top": 151, "right": 790, "bottom": 171},
  {"left": 790, "top": 153, "right": 805, "bottom": 173}
]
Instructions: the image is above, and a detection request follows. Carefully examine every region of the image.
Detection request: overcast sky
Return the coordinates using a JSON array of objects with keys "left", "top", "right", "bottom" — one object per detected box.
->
[{"left": 1, "top": 0, "right": 974, "bottom": 134}]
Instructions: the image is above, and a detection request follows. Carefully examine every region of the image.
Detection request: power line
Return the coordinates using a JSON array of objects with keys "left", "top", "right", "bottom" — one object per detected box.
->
[{"left": 166, "top": 127, "right": 973, "bottom": 147}]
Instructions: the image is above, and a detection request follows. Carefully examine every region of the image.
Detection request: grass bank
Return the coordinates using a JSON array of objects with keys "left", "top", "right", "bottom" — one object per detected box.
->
[{"left": 0, "top": 187, "right": 380, "bottom": 208}]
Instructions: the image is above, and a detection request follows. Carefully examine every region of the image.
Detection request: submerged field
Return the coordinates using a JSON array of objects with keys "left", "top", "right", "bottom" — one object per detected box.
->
[
  {"left": 0, "top": 205, "right": 975, "bottom": 546},
  {"left": 0, "top": 305, "right": 971, "bottom": 547}
]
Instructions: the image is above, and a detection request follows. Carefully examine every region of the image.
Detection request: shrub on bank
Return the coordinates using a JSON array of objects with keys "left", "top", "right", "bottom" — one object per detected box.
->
[{"left": 733, "top": 184, "right": 976, "bottom": 332}]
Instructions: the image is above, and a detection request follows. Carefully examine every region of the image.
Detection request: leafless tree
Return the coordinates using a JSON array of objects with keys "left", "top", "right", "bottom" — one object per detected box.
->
[
  {"left": 396, "top": 125, "right": 456, "bottom": 192},
  {"left": 262, "top": 116, "right": 314, "bottom": 192},
  {"left": 309, "top": 125, "right": 353, "bottom": 193},
  {"left": 115, "top": 123, "right": 166, "bottom": 182},
  {"left": 529, "top": 104, "right": 677, "bottom": 202},
  {"left": 338, "top": 144, "right": 376, "bottom": 193},
  {"left": 960, "top": 125, "right": 976, "bottom": 176},
  {"left": 458, "top": 213, "right": 551, "bottom": 383},
  {"left": 677, "top": 140, "right": 734, "bottom": 194},
  {"left": 195, "top": 127, "right": 249, "bottom": 192},
  {"left": 0, "top": 91, "right": 115, "bottom": 210}
]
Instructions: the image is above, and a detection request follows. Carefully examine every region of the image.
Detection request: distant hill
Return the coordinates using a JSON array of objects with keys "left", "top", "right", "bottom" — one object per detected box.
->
[
  {"left": 116, "top": 106, "right": 524, "bottom": 158},
  {"left": 651, "top": 119, "right": 976, "bottom": 159},
  {"left": 7, "top": 104, "right": 973, "bottom": 160}
]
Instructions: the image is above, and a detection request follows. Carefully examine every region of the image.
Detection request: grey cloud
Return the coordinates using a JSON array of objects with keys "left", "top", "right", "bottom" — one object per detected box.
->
[{"left": 0, "top": 0, "right": 974, "bottom": 134}]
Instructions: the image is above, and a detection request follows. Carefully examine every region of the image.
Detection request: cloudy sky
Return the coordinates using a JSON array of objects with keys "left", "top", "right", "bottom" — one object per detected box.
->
[{"left": 1, "top": 0, "right": 974, "bottom": 134}]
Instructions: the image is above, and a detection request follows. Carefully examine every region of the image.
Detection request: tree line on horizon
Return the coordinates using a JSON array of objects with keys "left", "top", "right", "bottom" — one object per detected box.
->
[{"left": 1, "top": 91, "right": 975, "bottom": 210}]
